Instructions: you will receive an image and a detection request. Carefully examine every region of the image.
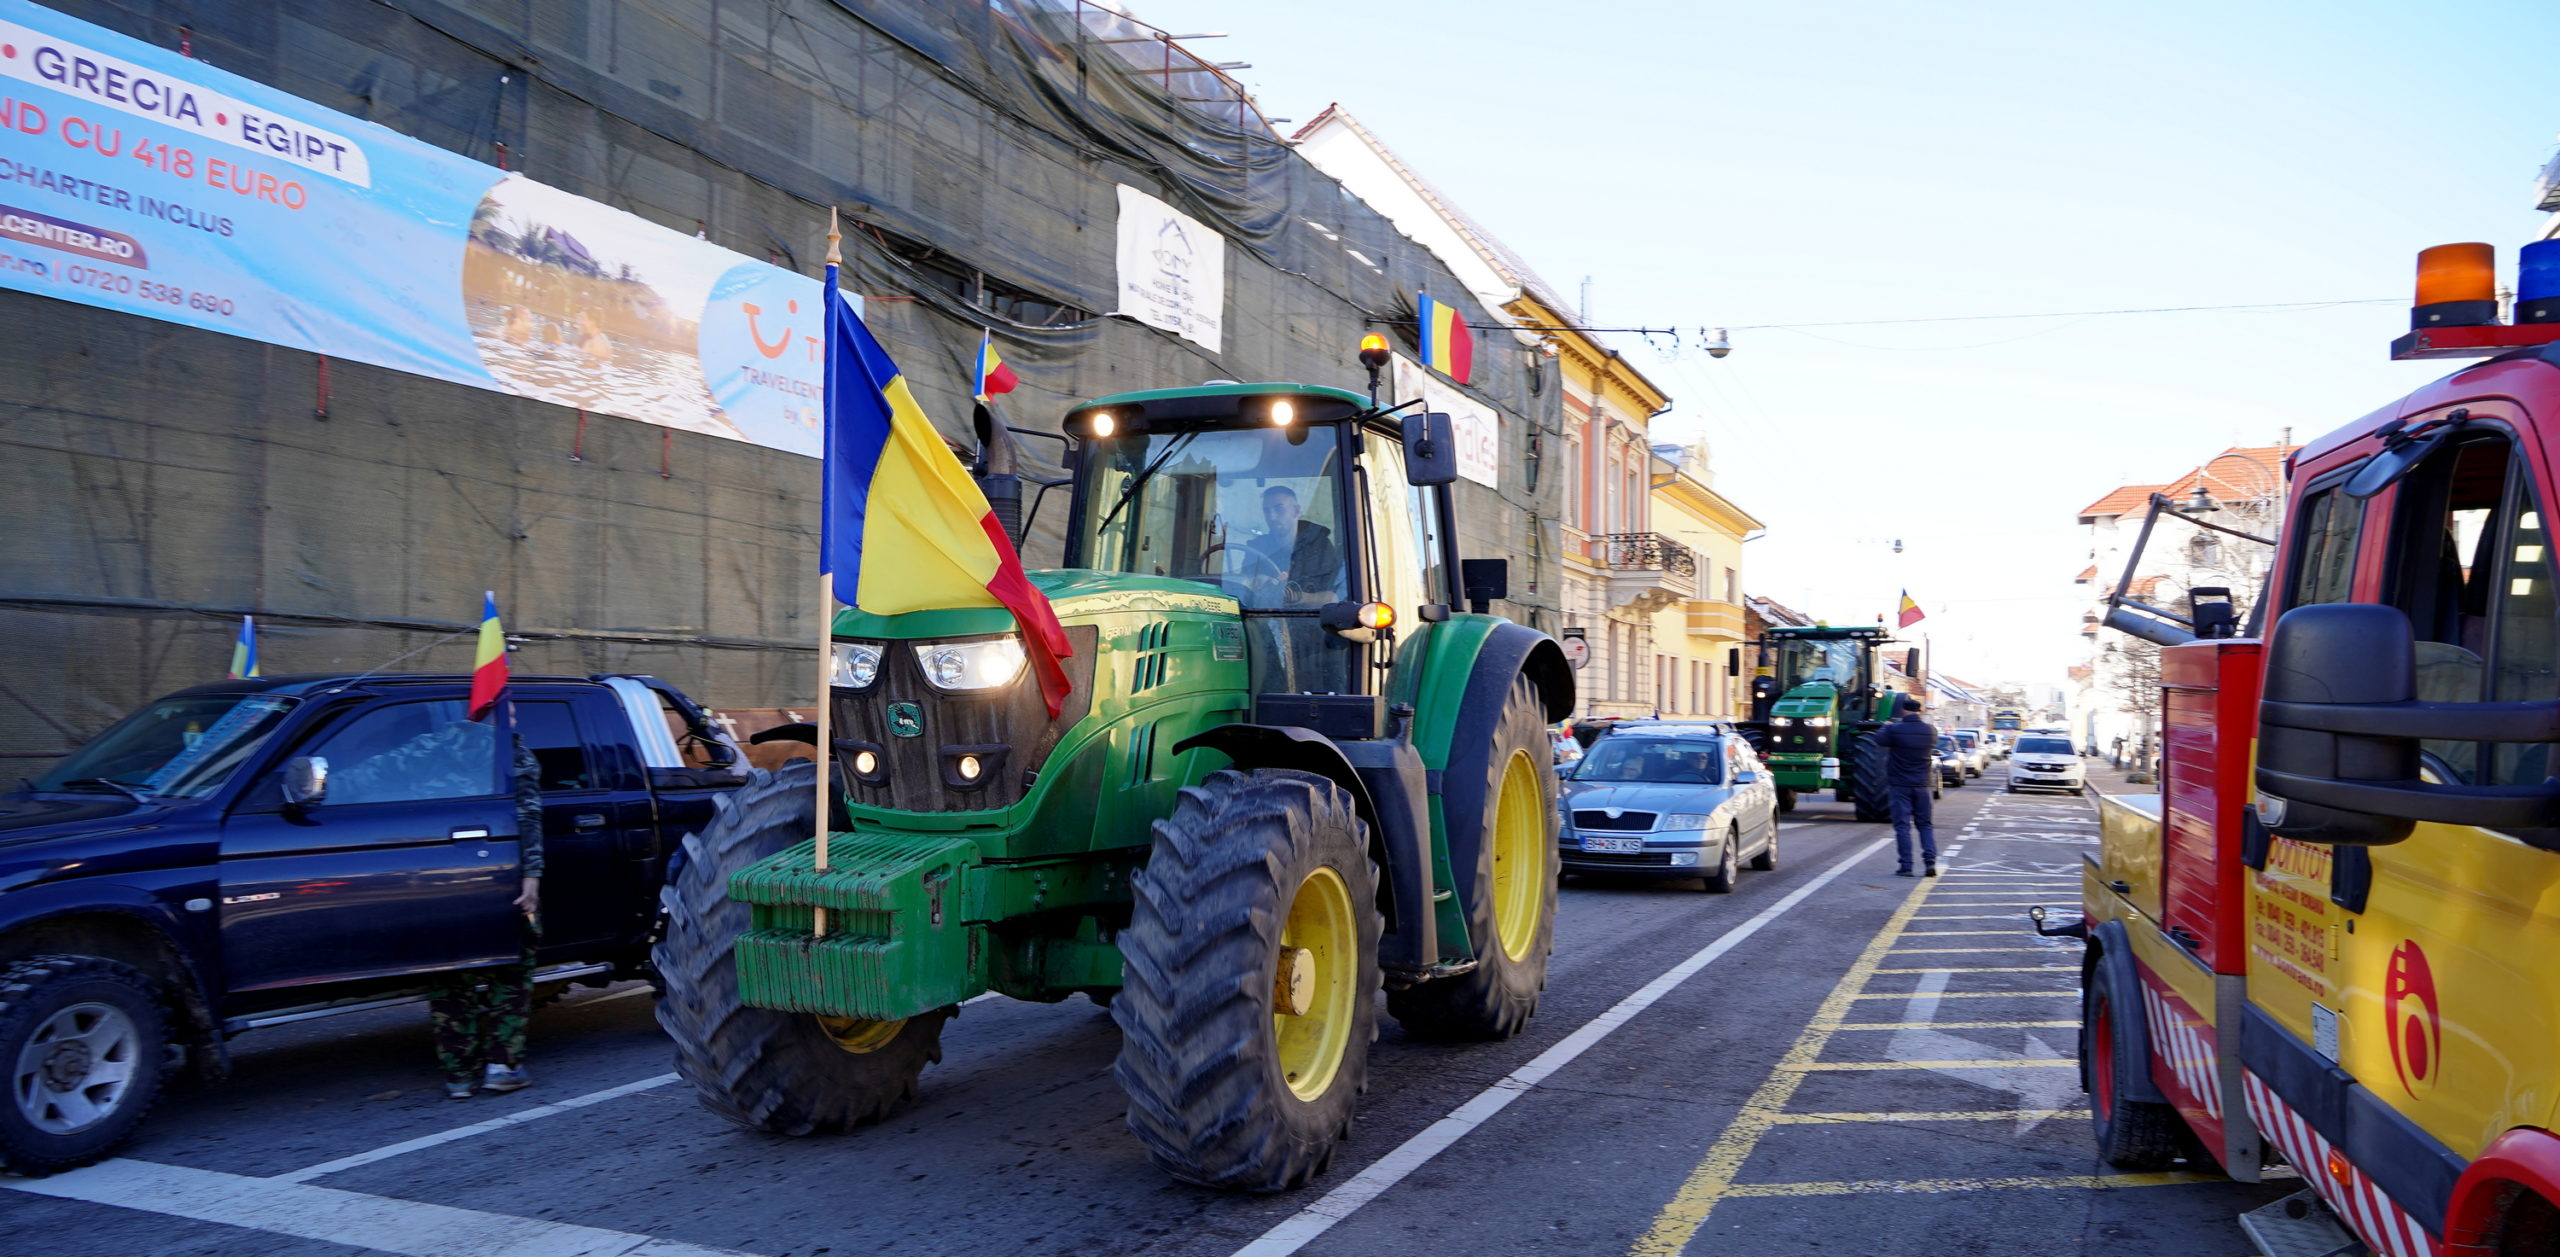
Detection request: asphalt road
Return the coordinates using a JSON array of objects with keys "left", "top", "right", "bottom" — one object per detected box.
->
[{"left": 1, "top": 760, "right": 2298, "bottom": 1256}]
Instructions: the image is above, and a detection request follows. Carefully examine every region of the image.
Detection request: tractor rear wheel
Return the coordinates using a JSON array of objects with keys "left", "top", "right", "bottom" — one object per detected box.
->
[
  {"left": 655, "top": 762, "right": 952, "bottom": 1136},
  {"left": 1113, "top": 769, "right": 1380, "bottom": 1192},
  {"left": 1849, "top": 734, "right": 1892, "bottom": 823},
  {"left": 1389, "top": 674, "right": 1558, "bottom": 1041}
]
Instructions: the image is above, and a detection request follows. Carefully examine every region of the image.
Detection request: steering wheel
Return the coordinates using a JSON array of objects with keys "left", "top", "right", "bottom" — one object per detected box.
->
[{"left": 1202, "top": 542, "right": 1288, "bottom": 604}]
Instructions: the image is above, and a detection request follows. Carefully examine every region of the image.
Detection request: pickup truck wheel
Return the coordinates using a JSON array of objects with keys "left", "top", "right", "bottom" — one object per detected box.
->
[
  {"left": 0, "top": 956, "right": 168, "bottom": 1175},
  {"left": 1114, "top": 768, "right": 1379, "bottom": 1192},
  {"left": 1388, "top": 675, "right": 1558, "bottom": 1041},
  {"left": 2086, "top": 975, "right": 2189, "bottom": 1170},
  {"left": 655, "top": 762, "right": 950, "bottom": 1135}
]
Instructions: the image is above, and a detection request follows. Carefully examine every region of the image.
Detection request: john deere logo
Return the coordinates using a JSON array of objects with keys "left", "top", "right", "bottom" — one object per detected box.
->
[{"left": 888, "top": 702, "right": 924, "bottom": 738}]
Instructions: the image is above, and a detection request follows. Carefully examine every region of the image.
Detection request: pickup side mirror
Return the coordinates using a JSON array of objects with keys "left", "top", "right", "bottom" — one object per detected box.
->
[
  {"left": 2257, "top": 602, "right": 2560, "bottom": 845},
  {"left": 282, "top": 755, "right": 329, "bottom": 808},
  {"left": 1404, "top": 411, "right": 1460, "bottom": 487}
]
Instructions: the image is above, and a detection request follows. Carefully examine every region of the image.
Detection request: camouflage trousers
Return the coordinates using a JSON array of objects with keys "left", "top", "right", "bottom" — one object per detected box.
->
[{"left": 426, "top": 929, "right": 538, "bottom": 1083}]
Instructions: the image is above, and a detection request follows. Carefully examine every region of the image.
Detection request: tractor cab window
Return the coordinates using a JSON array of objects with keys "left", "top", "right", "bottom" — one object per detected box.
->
[
  {"left": 1770, "top": 639, "right": 1866, "bottom": 695},
  {"left": 1079, "top": 423, "right": 1355, "bottom": 693},
  {"left": 2384, "top": 432, "right": 2560, "bottom": 787}
]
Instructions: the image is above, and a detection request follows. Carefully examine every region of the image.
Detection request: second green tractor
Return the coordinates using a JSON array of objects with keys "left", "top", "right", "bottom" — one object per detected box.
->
[{"left": 655, "top": 382, "right": 1574, "bottom": 1191}]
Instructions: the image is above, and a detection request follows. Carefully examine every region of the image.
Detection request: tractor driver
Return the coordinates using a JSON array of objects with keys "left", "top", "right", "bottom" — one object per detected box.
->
[{"left": 1244, "top": 485, "right": 1344, "bottom": 610}]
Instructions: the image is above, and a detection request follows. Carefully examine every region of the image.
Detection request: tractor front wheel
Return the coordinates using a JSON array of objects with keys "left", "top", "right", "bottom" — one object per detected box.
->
[
  {"left": 1849, "top": 735, "right": 1892, "bottom": 823},
  {"left": 1113, "top": 769, "right": 1380, "bottom": 1192},
  {"left": 655, "top": 762, "right": 952, "bottom": 1136},
  {"left": 1389, "top": 674, "right": 1558, "bottom": 1041}
]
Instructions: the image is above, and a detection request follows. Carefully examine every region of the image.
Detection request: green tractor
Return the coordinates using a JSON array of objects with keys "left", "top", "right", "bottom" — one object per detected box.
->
[
  {"left": 655, "top": 382, "right": 1574, "bottom": 1191},
  {"left": 1738, "top": 624, "right": 1908, "bottom": 822}
]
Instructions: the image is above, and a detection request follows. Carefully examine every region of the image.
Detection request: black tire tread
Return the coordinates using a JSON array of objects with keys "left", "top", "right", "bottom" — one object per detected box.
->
[
  {"left": 2087, "top": 982, "right": 2192, "bottom": 1171},
  {"left": 0, "top": 954, "right": 169, "bottom": 1176},
  {"left": 1112, "top": 768, "right": 1379, "bottom": 1192},
  {"left": 1850, "top": 732, "right": 1892, "bottom": 823},
  {"left": 654, "top": 761, "right": 949, "bottom": 1136}
]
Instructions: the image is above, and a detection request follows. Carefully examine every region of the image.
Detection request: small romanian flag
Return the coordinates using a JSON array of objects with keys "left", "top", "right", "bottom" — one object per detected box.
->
[
  {"left": 974, "top": 331, "right": 1018, "bottom": 402},
  {"left": 468, "top": 592, "right": 509, "bottom": 721},
  {"left": 228, "top": 615, "right": 260, "bottom": 679},
  {"left": 1417, "top": 292, "right": 1474, "bottom": 384},
  {"left": 1897, "top": 590, "right": 1926, "bottom": 629}
]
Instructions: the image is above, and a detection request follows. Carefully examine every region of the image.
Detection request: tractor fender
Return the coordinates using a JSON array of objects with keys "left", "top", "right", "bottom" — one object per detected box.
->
[
  {"left": 1414, "top": 620, "right": 1572, "bottom": 928},
  {"left": 2085, "top": 919, "right": 2170, "bottom": 1105},
  {"left": 1171, "top": 723, "right": 1383, "bottom": 849}
]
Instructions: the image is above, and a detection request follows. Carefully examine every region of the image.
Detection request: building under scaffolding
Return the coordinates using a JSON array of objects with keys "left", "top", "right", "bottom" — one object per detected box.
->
[{"left": 0, "top": 0, "right": 1566, "bottom": 762}]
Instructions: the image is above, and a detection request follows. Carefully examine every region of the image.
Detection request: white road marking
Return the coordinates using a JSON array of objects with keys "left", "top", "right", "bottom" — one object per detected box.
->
[
  {"left": 276, "top": 1073, "right": 684, "bottom": 1183},
  {"left": 1885, "top": 970, "right": 2078, "bottom": 1135},
  {"left": 1228, "top": 834, "right": 1896, "bottom": 1257},
  {"left": 7, "top": 1158, "right": 753, "bottom": 1256}
]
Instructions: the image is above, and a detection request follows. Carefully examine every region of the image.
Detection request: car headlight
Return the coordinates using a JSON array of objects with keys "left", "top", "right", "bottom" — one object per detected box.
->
[
  {"left": 831, "top": 640, "right": 883, "bottom": 688},
  {"left": 914, "top": 636, "right": 1027, "bottom": 690},
  {"left": 1663, "top": 812, "right": 1714, "bottom": 830}
]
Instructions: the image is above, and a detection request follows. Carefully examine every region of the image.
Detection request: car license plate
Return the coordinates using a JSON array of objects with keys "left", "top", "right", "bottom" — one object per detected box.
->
[{"left": 1581, "top": 836, "right": 1644, "bottom": 854}]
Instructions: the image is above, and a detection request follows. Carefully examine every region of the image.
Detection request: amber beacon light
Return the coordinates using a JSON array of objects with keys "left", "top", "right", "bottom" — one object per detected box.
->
[
  {"left": 1358, "top": 333, "right": 1391, "bottom": 371},
  {"left": 2412, "top": 242, "right": 2498, "bottom": 330}
]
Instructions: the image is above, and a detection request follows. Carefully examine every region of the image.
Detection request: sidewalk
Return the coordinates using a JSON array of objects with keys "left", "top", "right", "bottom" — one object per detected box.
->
[{"left": 2077, "top": 755, "right": 2157, "bottom": 798}]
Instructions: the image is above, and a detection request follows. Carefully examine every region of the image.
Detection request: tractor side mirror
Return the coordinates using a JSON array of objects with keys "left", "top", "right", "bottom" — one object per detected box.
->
[
  {"left": 282, "top": 756, "right": 330, "bottom": 809},
  {"left": 1904, "top": 648, "right": 1922, "bottom": 678},
  {"left": 1404, "top": 412, "right": 1460, "bottom": 487},
  {"left": 1726, "top": 648, "right": 1741, "bottom": 675},
  {"left": 1460, "top": 558, "right": 1508, "bottom": 614}
]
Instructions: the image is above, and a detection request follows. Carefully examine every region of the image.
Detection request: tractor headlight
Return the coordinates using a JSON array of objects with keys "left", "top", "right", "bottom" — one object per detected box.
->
[
  {"left": 1773, "top": 717, "right": 1796, "bottom": 728},
  {"left": 915, "top": 636, "right": 1027, "bottom": 691},
  {"left": 831, "top": 640, "right": 883, "bottom": 689},
  {"left": 1805, "top": 716, "right": 1832, "bottom": 728}
]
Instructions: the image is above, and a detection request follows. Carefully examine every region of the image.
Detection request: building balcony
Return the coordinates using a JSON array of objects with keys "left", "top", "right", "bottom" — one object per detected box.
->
[
  {"left": 1602, "top": 532, "right": 1697, "bottom": 613},
  {"left": 1685, "top": 599, "right": 1746, "bottom": 640}
]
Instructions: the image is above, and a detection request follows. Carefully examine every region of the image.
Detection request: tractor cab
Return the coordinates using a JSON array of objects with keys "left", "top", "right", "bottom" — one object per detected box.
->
[
  {"left": 1741, "top": 624, "right": 1897, "bottom": 816},
  {"left": 1061, "top": 383, "right": 1462, "bottom": 701}
]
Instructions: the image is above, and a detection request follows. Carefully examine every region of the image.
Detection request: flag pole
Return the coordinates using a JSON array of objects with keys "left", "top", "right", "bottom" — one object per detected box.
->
[{"left": 812, "top": 210, "right": 843, "bottom": 937}]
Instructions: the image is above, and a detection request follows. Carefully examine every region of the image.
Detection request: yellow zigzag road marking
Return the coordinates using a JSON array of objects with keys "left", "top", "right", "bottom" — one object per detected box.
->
[
  {"left": 1845, "top": 990, "right": 2078, "bottom": 999},
  {"left": 1782, "top": 1059, "right": 2077, "bottom": 1072},
  {"left": 1827, "top": 1020, "right": 2079, "bottom": 1031},
  {"left": 1721, "top": 1172, "right": 2221, "bottom": 1197},
  {"left": 1769, "top": 1109, "right": 2091, "bottom": 1124}
]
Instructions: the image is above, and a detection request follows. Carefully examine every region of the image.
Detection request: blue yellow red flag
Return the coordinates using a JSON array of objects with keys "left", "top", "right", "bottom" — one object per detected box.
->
[
  {"left": 1417, "top": 292, "right": 1474, "bottom": 384},
  {"left": 1897, "top": 590, "right": 1925, "bottom": 629},
  {"left": 974, "top": 331, "right": 1018, "bottom": 403},
  {"left": 468, "top": 591, "right": 509, "bottom": 721},
  {"left": 821, "top": 257, "right": 1072, "bottom": 716},
  {"left": 228, "top": 615, "right": 260, "bottom": 679}
]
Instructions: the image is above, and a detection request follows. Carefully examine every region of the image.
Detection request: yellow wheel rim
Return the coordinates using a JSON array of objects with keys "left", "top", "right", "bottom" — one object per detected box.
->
[
  {"left": 1490, "top": 749, "right": 1545, "bottom": 963},
  {"left": 1274, "top": 865, "right": 1357, "bottom": 1102},
  {"left": 814, "top": 1015, "right": 906, "bottom": 1054}
]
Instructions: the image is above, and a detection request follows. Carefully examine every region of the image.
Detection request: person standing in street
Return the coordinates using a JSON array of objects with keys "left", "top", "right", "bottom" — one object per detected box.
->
[
  {"left": 1873, "top": 695, "right": 1939, "bottom": 877},
  {"left": 425, "top": 734, "right": 544, "bottom": 1098}
]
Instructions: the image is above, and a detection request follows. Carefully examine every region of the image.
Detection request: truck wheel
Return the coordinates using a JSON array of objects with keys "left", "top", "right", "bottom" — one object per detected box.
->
[
  {"left": 654, "top": 762, "right": 951, "bottom": 1136},
  {"left": 1114, "top": 769, "right": 1380, "bottom": 1192},
  {"left": 1389, "top": 674, "right": 1558, "bottom": 1041},
  {"left": 0, "top": 955, "right": 168, "bottom": 1175},
  {"left": 1849, "top": 735, "right": 1892, "bottom": 824},
  {"left": 2085, "top": 973, "right": 2189, "bottom": 1170}
]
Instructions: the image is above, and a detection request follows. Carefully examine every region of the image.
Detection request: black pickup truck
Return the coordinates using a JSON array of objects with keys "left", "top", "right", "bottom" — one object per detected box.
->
[{"left": 0, "top": 672, "right": 748, "bottom": 1173}]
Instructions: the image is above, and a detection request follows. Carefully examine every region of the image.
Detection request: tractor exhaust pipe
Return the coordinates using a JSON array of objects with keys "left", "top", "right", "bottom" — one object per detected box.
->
[{"left": 973, "top": 402, "right": 1024, "bottom": 547}]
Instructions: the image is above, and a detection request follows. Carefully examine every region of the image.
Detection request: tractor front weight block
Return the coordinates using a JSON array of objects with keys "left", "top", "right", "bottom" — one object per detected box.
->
[{"left": 731, "top": 833, "right": 979, "bottom": 1021}]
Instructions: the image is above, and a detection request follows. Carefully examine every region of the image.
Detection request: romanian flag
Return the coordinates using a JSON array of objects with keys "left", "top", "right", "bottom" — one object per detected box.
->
[
  {"left": 1417, "top": 292, "right": 1474, "bottom": 384},
  {"left": 468, "top": 591, "right": 509, "bottom": 721},
  {"left": 228, "top": 615, "right": 260, "bottom": 679},
  {"left": 1897, "top": 590, "right": 1926, "bottom": 629},
  {"left": 974, "top": 331, "right": 1018, "bottom": 402},
  {"left": 822, "top": 253, "right": 1073, "bottom": 716}
]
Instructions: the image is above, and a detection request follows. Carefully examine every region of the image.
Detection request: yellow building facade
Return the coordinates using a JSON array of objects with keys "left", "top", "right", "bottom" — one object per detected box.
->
[{"left": 1647, "top": 443, "right": 1763, "bottom": 717}]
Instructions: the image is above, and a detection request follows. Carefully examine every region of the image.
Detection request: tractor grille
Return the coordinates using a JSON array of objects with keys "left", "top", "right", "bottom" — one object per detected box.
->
[
  {"left": 1573, "top": 810, "right": 1658, "bottom": 832},
  {"left": 1562, "top": 848, "right": 1676, "bottom": 866},
  {"left": 831, "top": 624, "right": 1098, "bottom": 814}
]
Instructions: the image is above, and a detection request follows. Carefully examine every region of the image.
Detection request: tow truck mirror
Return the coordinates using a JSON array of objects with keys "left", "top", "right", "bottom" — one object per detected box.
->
[
  {"left": 1404, "top": 412, "right": 1460, "bottom": 487},
  {"left": 282, "top": 756, "right": 329, "bottom": 809},
  {"left": 2259, "top": 603, "right": 2560, "bottom": 844}
]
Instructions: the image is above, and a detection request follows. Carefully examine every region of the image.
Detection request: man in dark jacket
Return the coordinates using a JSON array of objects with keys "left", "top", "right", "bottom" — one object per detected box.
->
[{"left": 1872, "top": 695, "right": 1939, "bottom": 877}]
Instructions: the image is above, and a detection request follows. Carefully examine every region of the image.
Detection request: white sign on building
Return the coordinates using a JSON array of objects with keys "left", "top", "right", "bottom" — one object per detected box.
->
[
  {"left": 1391, "top": 354, "right": 1500, "bottom": 488},
  {"left": 1113, "top": 184, "right": 1225, "bottom": 352}
]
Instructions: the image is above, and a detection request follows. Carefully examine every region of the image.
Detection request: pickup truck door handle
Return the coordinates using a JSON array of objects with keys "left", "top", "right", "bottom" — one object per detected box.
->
[
  {"left": 575, "top": 814, "right": 607, "bottom": 829},
  {"left": 451, "top": 828, "right": 490, "bottom": 840},
  {"left": 2107, "top": 880, "right": 2132, "bottom": 894}
]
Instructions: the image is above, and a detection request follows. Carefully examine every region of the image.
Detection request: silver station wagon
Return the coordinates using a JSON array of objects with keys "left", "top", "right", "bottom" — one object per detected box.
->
[{"left": 1557, "top": 727, "right": 1780, "bottom": 892}]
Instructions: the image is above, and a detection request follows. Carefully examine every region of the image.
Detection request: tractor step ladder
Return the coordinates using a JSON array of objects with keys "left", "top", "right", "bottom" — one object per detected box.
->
[{"left": 2235, "top": 1189, "right": 2368, "bottom": 1257}]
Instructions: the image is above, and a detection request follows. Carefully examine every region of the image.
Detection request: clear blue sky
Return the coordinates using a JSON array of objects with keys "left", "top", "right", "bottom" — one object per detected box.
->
[{"left": 1127, "top": 0, "right": 2558, "bottom": 686}]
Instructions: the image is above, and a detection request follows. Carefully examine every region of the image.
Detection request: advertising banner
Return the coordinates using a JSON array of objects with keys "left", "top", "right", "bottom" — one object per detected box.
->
[
  {"left": 0, "top": 1, "right": 838, "bottom": 457},
  {"left": 1113, "top": 183, "right": 1223, "bottom": 353},
  {"left": 1393, "top": 354, "right": 1499, "bottom": 488}
]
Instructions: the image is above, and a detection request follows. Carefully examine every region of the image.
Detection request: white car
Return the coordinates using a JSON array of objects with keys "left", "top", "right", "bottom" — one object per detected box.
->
[
  {"left": 1947, "top": 728, "right": 1988, "bottom": 778},
  {"left": 2005, "top": 733, "right": 2086, "bottom": 794}
]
